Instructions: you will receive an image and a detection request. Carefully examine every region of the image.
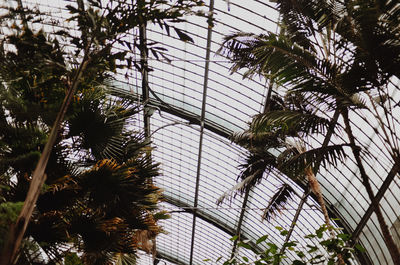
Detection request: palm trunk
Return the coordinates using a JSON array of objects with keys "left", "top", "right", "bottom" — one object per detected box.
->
[
  {"left": 297, "top": 109, "right": 341, "bottom": 232},
  {"left": 305, "top": 166, "right": 346, "bottom": 265},
  {"left": 342, "top": 108, "right": 400, "bottom": 265},
  {"left": 305, "top": 166, "right": 334, "bottom": 233},
  {"left": 279, "top": 109, "right": 341, "bottom": 262}
]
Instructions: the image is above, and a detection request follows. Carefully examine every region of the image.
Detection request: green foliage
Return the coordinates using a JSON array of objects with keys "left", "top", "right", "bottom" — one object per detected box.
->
[
  {"left": 221, "top": 0, "right": 400, "bottom": 99},
  {"left": 62, "top": 0, "right": 205, "bottom": 73},
  {"left": 277, "top": 144, "right": 349, "bottom": 179},
  {"left": 0, "top": 202, "right": 23, "bottom": 249},
  {"left": 218, "top": 8, "right": 400, "bottom": 265},
  {"left": 221, "top": 93, "right": 346, "bottom": 216},
  {"left": 220, "top": 0, "right": 400, "bottom": 228},
  {"left": 64, "top": 253, "right": 84, "bottom": 265},
  {"left": 0, "top": 202, "right": 23, "bottom": 224},
  {"left": 213, "top": 225, "right": 360, "bottom": 265},
  {"left": 262, "top": 184, "right": 294, "bottom": 222},
  {"left": 0, "top": 0, "right": 207, "bottom": 263}
]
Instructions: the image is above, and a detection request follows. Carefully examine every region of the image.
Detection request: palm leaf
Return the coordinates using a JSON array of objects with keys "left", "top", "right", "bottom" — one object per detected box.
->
[
  {"left": 67, "top": 92, "right": 141, "bottom": 162},
  {"left": 237, "top": 150, "right": 277, "bottom": 188},
  {"left": 221, "top": 31, "right": 346, "bottom": 105},
  {"left": 115, "top": 253, "right": 137, "bottom": 265},
  {"left": 230, "top": 130, "right": 283, "bottom": 150},
  {"left": 277, "top": 0, "right": 340, "bottom": 36},
  {"left": 250, "top": 110, "right": 332, "bottom": 137},
  {"left": 78, "top": 158, "right": 158, "bottom": 212},
  {"left": 16, "top": 239, "right": 46, "bottom": 265},
  {"left": 262, "top": 183, "right": 295, "bottom": 222},
  {"left": 278, "top": 144, "right": 349, "bottom": 179},
  {"left": 81, "top": 252, "right": 115, "bottom": 265},
  {"left": 216, "top": 174, "right": 256, "bottom": 206},
  {"left": 217, "top": 150, "right": 277, "bottom": 205}
]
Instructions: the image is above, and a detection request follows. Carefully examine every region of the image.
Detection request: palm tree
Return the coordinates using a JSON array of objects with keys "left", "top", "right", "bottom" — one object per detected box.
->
[
  {"left": 0, "top": 0, "right": 205, "bottom": 263},
  {"left": 219, "top": 93, "right": 345, "bottom": 229},
  {"left": 0, "top": 24, "right": 166, "bottom": 265},
  {"left": 219, "top": 0, "right": 400, "bottom": 263}
]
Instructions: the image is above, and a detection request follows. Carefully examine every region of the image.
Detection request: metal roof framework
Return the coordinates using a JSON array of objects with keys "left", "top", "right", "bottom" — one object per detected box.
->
[{"left": 5, "top": 0, "right": 400, "bottom": 264}]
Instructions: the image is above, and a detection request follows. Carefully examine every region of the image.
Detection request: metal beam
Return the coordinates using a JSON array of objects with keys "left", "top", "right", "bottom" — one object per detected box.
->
[
  {"left": 278, "top": 190, "right": 310, "bottom": 257},
  {"left": 342, "top": 108, "right": 400, "bottom": 264},
  {"left": 139, "top": 17, "right": 151, "bottom": 140},
  {"left": 294, "top": 109, "right": 372, "bottom": 265},
  {"left": 164, "top": 195, "right": 248, "bottom": 240},
  {"left": 110, "top": 86, "right": 232, "bottom": 138},
  {"left": 291, "top": 179, "right": 373, "bottom": 264},
  {"left": 230, "top": 73, "right": 273, "bottom": 259},
  {"left": 147, "top": 98, "right": 231, "bottom": 138},
  {"left": 276, "top": 109, "right": 337, "bottom": 257},
  {"left": 351, "top": 162, "right": 400, "bottom": 243},
  {"left": 278, "top": 109, "right": 338, "bottom": 254},
  {"left": 189, "top": 1, "right": 215, "bottom": 264},
  {"left": 112, "top": 68, "right": 374, "bottom": 265},
  {"left": 163, "top": 195, "right": 265, "bottom": 264},
  {"left": 146, "top": 96, "right": 372, "bottom": 264},
  {"left": 144, "top": 93, "right": 373, "bottom": 264},
  {"left": 155, "top": 252, "right": 188, "bottom": 265}
]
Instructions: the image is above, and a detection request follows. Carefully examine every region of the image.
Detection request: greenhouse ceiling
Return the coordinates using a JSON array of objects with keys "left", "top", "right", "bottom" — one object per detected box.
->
[{"left": 1, "top": 0, "right": 400, "bottom": 264}]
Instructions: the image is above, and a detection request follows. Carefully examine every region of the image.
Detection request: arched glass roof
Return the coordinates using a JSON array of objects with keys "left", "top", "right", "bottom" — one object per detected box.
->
[{"left": 3, "top": 1, "right": 400, "bottom": 264}]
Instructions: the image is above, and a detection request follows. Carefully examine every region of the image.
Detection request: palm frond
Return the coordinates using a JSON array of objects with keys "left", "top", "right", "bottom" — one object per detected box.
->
[
  {"left": 132, "top": 230, "right": 156, "bottom": 256},
  {"left": 277, "top": 0, "right": 340, "bottom": 38},
  {"left": 237, "top": 150, "right": 277, "bottom": 185},
  {"left": 78, "top": 158, "right": 159, "bottom": 212},
  {"left": 17, "top": 239, "right": 47, "bottom": 265},
  {"left": 250, "top": 110, "right": 332, "bottom": 137},
  {"left": 218, "top": 32, "right": 261, "bottom": 76},
  {"left": 82, "top": 252, "right": 115, "bottom": 265},
  {"left": 0, "top": 122, "right": 47, "bottom": 175},
  {"left": 115, "top": 253, "right": 137, "bottom": 265},
  {"left": 230, "top": 130, "right": 283, "bottom": 150},
  {"left": 221, "top": 31, "right": 344, "bottom": 103},
  {"left": 262, "top": 183, "right": 295, "bottom": 222},
  {"left": 216, "top": 173, "right": 257, "bottom": 206},
  {"left": 335, "top": 0, "right": 400, "bottom": 85},
  {"left": 217, "top": 150, "right": 276, "bottom": 205},
  {"left": 278, "top": 144, "right": 349, "bottom": 179},
  {"left": 37, "top": 242, "right": 71, "bottom": 264},
  {"left": 67, "top": 94, "right": 142, "bottom": 162}
]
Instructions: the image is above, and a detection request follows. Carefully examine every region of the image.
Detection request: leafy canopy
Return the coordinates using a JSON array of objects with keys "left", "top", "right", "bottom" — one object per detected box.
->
[{"left": 0, "top": 0, "right": 206, "bottom": 263}]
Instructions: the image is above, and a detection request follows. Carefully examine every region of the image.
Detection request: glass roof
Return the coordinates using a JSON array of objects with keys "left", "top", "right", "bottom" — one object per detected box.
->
[{"left": 3, "top": 0, "right": 400, "bottom": 264}]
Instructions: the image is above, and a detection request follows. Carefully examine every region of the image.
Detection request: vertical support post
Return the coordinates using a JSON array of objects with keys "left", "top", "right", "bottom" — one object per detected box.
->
[
  {"left": 139, "top": 20, "right": 151, "bottom": 140},
  {"left": 189, "top": 1, "right": 214, "bottom": 264}
]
